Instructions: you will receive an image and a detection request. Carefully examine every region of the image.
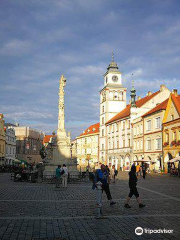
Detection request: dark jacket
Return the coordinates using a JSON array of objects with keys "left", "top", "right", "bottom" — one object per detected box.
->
[{"left": 129, "top": 171, "right": 137, "bottom": 188}]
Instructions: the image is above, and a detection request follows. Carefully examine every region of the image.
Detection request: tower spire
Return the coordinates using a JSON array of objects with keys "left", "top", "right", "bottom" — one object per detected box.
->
[
  {"left": 131, "top": 73, "right": 136, "bottom": 107},
  {"left": 112, "top": 52, "right": 114, "bottom": 62}
]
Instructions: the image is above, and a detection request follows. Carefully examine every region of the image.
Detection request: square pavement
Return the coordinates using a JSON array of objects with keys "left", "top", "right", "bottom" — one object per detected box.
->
[{"left": 0, "top": 172, "right": 180, "bottom": 240}]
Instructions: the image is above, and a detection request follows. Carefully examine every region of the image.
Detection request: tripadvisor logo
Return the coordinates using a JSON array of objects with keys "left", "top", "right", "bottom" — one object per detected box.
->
[
  {"left": 135, "top": 227, "right": 173, "bottom": 235},
  {"left": 135, "top": 227, "right": 143, "bottom": 235}
]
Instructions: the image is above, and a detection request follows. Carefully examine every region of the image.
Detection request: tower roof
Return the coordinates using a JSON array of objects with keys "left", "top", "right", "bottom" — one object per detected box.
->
[{"left": 106, "top": 53, "right": 120, "bottom": 73}]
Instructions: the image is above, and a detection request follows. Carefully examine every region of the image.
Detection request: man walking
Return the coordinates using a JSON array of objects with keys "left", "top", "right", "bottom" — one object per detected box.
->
[
  {"left": 95, "top": 164, "right": 116, "bottom": 206},
  {"left": 62, "top": 164, "right": 68, "bottom": 188},
  {"left": 142, "top": 163, "right": 146, "bottom": 179}
]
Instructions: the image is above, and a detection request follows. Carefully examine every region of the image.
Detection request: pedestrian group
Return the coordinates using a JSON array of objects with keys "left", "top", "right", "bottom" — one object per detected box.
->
[{"left": 55, "top": 164, "right": 68, "bottom": 188}]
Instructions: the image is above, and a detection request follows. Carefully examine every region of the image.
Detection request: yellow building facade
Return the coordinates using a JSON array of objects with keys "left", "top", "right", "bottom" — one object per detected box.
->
[
  {"left": 133, "top": 99, "right": 168, "bottom": 171},
  {"left": 163, "top": 91, "right": 180, "bottom": 171},
  {"left": 76, "top": 123, "right": 99, "bottom": 171},
  {"left": 0, "top": 114, "right": 5, "bottom": 165}
]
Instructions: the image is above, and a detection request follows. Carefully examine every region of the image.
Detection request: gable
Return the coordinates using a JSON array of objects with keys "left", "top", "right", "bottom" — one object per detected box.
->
[{"left": 163, "top": 95, "right": 180, "bottom": 123}]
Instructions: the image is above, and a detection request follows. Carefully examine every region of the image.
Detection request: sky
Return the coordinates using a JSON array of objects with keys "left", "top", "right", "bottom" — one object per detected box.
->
[{"left": 0, "top": 0, "right": 180, "bottom": 139}]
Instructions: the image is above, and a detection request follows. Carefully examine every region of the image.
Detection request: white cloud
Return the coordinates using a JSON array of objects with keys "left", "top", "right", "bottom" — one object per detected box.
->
[{"left": 1, "top": 39, "right": 33, "bottom": 56}]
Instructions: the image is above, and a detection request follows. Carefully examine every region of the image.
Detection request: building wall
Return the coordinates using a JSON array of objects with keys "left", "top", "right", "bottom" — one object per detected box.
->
[
  {"left": 106, "top": 86, "right": 170, "bottom": 171},
  {"left": 13, "top": 127, "right": 44, "bottom": 164},
  {"left": 5, "top": 127, "right": 16, "bottom": 165},
  {"left": 76, "top": 133, "right": 99, "bottom": 171},
  {"left": 0, "top": 114, "right": 5, "bottom": 165},
  {"left": 163, "top": 94, "right": 180, "bottom": 171},
  {"left": 143, "top": 111, "right": 165, "bottom": 170}
]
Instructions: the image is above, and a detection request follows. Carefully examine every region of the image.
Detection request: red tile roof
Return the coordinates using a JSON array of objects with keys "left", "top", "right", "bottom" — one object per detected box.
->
[
  {"left": 79, "top": 123, "right": 100, "bottom": 137},
  {"left": 142, "top": 98, "right": 168, "bottom": 118},
  {"left": 106, "top": 90, "right": 160, "bottom": 124},
  {"left": 43, "top": 135, "right": 56, "bottom": 144},
  {"left": 171, "top": 94, "right": 180, "bottom": 115}
]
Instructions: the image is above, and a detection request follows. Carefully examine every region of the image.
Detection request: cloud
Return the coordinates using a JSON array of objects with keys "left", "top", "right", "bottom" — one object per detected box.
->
[
  {"left": 1, "top": 39, "right": 33, "bottom": 56},
  {"left": 0, "top": 0, "right": 180, "bottom": 139}
]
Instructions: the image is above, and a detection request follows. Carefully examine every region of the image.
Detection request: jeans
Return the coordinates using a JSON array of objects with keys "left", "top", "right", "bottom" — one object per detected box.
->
[{"left": 102, "top": 183, "right": 112, "bottom": 200}]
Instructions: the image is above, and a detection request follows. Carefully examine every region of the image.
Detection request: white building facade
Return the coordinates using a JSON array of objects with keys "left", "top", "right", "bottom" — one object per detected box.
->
[
  {"left": 5, "top": 127, "right": 16, "bottom": 165},
  {"left": 105, "top": 84, "right": 170, "bottom": 171}
]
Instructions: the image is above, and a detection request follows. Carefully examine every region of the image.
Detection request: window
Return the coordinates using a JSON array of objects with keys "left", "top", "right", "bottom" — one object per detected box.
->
[
  {"left": 123, "top": 121, "right": 125, "bottom": 130},
  {"left": 137, "top": 141, "right": 139, "bottom": 150},
  {"left": 128, "top": 120, "right": 130, "bottom": 129},
  {"left": 102, "top": 129, "right": 104, "bottom": 137},
  {"left": 102, "top": 106, "right": 104, "bottom": 113},
  {"left": 171, "top": 115, "right": 174, "bottom": 120},
  {"left": 117, "top": 140, "right": 119, "bottom": 148},
  {"left": 140, "top": 124, "right": 143, "bottom": 134},
  {"left": 165, "top": 132, "right": 169, "bottom": 143},
  {"left": 112, "top": 125, "right": 115, "bottom": 132},
  {"left": 140, "top": 140, "right": 143, "bottom": 150},
  {"left": 128, "top": 139, "right": 130, "bottom": 147},
  {"left": 134, "top": 127, "right": 137, "bottom": 136},
  {"left": 123, "top": 140, "right": 125, "bottom": 148},
  {"left": 146, "top": 120, "right": 151, "bottom": 131},
  {"left": 116, "top": 123, "right": 118, "bottom": 132},
  {"left": 156, "top": 138, "right": 161, "bottom": 150},
  {"left": 134, "top": 141, "right": 136, "bottom": 151},
  {"left": 102, "top": 144, "right": 104, "bottom": 150},
  {"left": 146, "top": 138, "right": 151, "bottom": 150},
  {"left": 137, "top": 125, "right": 139, "bottom": 135},
  {"left": 102, "top": 117, "right": 104, "bottom": 125},
  {"left": 173, "top": 131, "right": 176, "bottom": 141},
  {"left": 155, "top": 117, "right": 161, "bottom": 129}
]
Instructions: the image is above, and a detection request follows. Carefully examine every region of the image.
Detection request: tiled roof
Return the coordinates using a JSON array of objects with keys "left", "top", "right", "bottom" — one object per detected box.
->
[
  {"left": 43, "top": 135, "right": 56, "bottom": 144},
  {"left": 142, "top": 98, "right": 168, "bottom": 117},
  {"left": 171, "top": 94, "right": 180, "bottom": 115},
  {"left": 106, "top": 90, "right": 160, "bottom": 124},
  {"left": 79, "top": 123, "right": 100, "bottom": 137}
]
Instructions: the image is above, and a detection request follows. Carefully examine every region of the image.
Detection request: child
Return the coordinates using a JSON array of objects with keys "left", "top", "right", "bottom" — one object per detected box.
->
[{"left": 124, "top": 165, "right": 145, "bottom": 208}]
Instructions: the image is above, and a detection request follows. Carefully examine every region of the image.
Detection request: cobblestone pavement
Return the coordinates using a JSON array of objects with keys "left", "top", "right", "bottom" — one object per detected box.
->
[{"left": 0, "top": 172, "right": 180, "bottom": 240}]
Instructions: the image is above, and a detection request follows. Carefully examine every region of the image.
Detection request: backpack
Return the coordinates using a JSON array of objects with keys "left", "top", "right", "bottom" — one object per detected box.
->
[
  {"left": 61, "top": 169, "right": 65, "bottom": 175},
  {"left": 115, "top": 170, "right": 118, "bottom": 176}
]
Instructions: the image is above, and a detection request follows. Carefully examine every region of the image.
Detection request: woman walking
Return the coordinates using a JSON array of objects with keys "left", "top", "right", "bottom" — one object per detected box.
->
[{"left": 124, "top": 165, "right": 145, "bottom": 208}]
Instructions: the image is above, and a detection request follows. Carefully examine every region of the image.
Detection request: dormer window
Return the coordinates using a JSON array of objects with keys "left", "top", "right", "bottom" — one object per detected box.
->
[
  {"left": 87, "top": 129, "right": 90, "bottom": 132},
  {"left": 92, "top": 128, "right": 96, "bottom": 132}
]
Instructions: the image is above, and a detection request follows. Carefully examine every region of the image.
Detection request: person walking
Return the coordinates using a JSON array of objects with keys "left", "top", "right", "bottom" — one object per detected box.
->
[
  {"left": 55, "top": 165, "right": 62, "bottom": 188},
  {"left": 136, "top": 163, "right": 140, "bottom": 177},
  {"left": 62, "top": 164, "right": 68, "bottom": 188},
  {"left": 142, "top": 163, "right": 146, "bottom": 179},
  {"left": 94, "top": 164, "right": 116, "bottom": 206},
  {"left": 178, "top": 161, "right": 180, "bottom": 177},
  {"left": 110, "top": 165, "right": 115, "bottom": 183},
  {"left": 124, "top": 165, "right": 145, "bottom": 208}
]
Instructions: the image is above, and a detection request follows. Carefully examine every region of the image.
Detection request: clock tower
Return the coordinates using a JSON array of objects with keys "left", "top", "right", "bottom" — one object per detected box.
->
[{"left": 99, "top": 54, "right": 127, "bottom": 164}]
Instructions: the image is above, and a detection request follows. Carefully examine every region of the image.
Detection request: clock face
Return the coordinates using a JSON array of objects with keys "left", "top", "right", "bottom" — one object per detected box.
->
[{"left": 112, "top": 75, "right": 118, "bottom": 82}]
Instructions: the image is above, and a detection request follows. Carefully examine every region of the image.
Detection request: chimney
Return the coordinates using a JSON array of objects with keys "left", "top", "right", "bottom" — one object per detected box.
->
[
  {"left": 147, "top": 91, "right": 152, "bottom": 96},
  {"left": 160, "top": 84, "right": 166, "bottom": 91},
  {"left": 172, "top": 89, "right": 178, "bottom": 97},
  {"left": 137, "top": 96, "right": 141, "bottom": 100}
]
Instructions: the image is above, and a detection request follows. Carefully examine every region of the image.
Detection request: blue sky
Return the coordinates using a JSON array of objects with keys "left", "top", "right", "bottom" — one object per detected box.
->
[{"left": 0, "top": 0, "right": 180, "bottom": 139}]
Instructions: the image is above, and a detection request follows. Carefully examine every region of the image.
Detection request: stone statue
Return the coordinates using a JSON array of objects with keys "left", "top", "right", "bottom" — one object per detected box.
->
[{"left": 45, "top": 75, "right": 77, "bottom": 174}]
